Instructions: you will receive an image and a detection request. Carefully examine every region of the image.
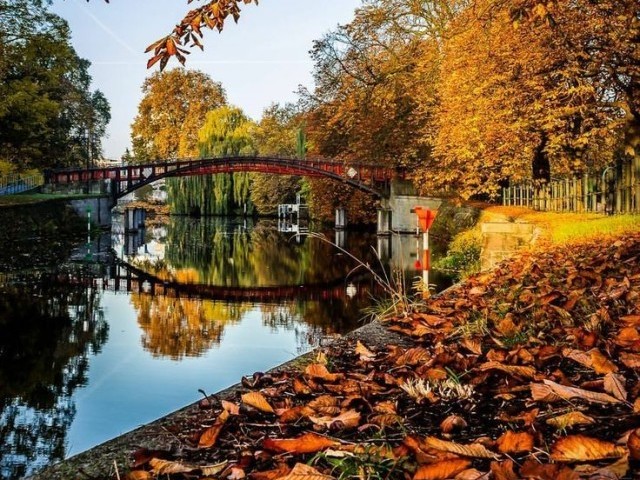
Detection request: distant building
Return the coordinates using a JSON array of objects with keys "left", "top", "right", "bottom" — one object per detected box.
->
[{"left": 95, "top": 158, "right": 122, "bottom": 168}]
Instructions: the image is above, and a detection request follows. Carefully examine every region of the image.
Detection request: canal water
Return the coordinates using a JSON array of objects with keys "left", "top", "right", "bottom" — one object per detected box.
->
[{"left": 0, "top": 214, "right": 451, "bottom": 479}]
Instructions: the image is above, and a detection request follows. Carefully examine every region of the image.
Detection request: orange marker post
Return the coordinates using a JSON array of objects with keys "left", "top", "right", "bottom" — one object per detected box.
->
[{"left": 414, "top": 207, "right": 437, "bottom": 295}]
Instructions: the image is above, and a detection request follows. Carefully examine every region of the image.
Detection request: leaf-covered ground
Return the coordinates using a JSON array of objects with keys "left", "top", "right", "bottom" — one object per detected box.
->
[{"left": 124, "top": 233, "right": 640, "bottom": 480}]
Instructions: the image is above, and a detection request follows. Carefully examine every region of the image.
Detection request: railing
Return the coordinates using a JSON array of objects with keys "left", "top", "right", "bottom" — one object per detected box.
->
[
  {"left": 503, "top": 158, "right": 640, "bottom": 214},
  {"left": 0, "top": 172, "right": 44, "bottom": 196}
]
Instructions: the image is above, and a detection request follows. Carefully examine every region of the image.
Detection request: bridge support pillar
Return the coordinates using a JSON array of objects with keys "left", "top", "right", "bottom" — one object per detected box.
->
[
  {"left": 335, "top": 208, "right": 347, "bottom": 230},
  {"left": 377, "top": 208, "right": 392, "bottom": 235},
  {"left": 124, "top": 208, "right": 146, "bottom": 233}
]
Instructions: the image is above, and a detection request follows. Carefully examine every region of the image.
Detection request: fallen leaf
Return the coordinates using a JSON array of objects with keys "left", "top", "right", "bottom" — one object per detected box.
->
[
  {"left": 477, "top": 361, "right": 536, "bottom": 379},
  {"left": 550, "top": 435, "right": 627, "bottom": 462},
  {"left": 546, "top": 411, "right": 595, "bottom": 430},
  {"left": 228, "top": 466, "right": 246, "bottom": 479},
  {"left": 620, "top": 352, "right": 640, "bottom": 369},
  {"left": 149, "top": 458, "right": 195, "bottom": 475},
  {"left": 461, "top": 338, "right": 482, "bottom": 355},
  {"left": 280, "top": 463, "right": 334, "bottom": 480},
  {"left": 125, "top": 471, "right": 153, "bottom": 480},
  {"left": 589, "top": 349, "right": 618, "bottom": 374},
  {"left": 307, "top": 395, "right": 340, "bottom": 416},
  {"left": 531, "top": 379, "right": 621, "bottom": 405},
  {"left": 453, "top": 469, "right": 486, "bottom": 480},
  {"left": 519, "top": 459, "right": 579, "bottom": 480},
  {"left": 305, "top": 363, "right": 342, "bottom": 382},
  {"left": 222, "top": 400, "right": 240, "bottom": 415},
  {"left": 198, "top": 409, "right": 229, "bottom": 449},
  {"left": 201, "top": 461, "right": 229, "bottom": 476},
  {"left": 309, "top": 409, "right": 361, "bottom": 430},
  {"left": 440, "top": 415, "right": 467, "bottom": 434},
  {"left": 395, "top": 347, "right": 431, "bottom": 366},
  {"left": 242, "top": 392, "right": 275, "bottom": 414},
  {"left": 355, "top": 341, "right": 375, "bottom": 362},
  {"left": 489, "top": 460, "right": 518, "bottom": 480},
  {"left": 292, "top": 377, "right": 312, "bottom": 395},
  {"left": 263, "top": 432, "right": 338, "bottom": 454},
  {"left": 249, "top": 463, "right": 291, "bottom": 480},
  {"left": 278, "top": 406, "right": 313, "bottom": 423},
  {"left": 603, "top": 373, "right": 628, "bottom": 401},
  {"left": 628, "top": 429, "right": 640, "bottom": 460},
  {"left": 496, "top": 431, "right": 534, "bottom": 454},
  {"left": 413, "top": 459, "right": 471, "bottom": 480},
  {"left": 423, "top": 436, "right": 499, "bottom": 459}
]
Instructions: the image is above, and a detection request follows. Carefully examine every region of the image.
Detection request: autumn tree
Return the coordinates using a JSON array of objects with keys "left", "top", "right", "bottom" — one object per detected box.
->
[
  {"left": 130, "top": 69, "right": 227, "bottom": 162},
  {"left": 0, "top": 0, "right": 110, "bottom": 170},
  {"left": 420, "top": 0, "right": 640, "bottom": 199},
  {"left": 301, "top": 0, "right": 452, "bottom": 222},
  {"left": 251, "top": 103, "right": 304, "bottom": 215},
  {"left": 166, "top": 105, "right": 256, "bottom": 216}
]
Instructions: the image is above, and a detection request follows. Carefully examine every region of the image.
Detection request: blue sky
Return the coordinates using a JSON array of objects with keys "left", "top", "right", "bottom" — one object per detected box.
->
[{"left": 51, "top": 0, "right": 361, "bottom": 159}]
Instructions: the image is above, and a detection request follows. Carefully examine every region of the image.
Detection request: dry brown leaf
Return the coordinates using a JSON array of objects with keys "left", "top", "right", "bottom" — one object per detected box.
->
[
  {"left": 293, "top": 377, "right": 312, "bottom": 395},
  {"left": 453, "top": 469, "right": 486, "bottom": 480},
  {"left": 307, "top": 395, "right": 340, "bottom": 416},
  {"left": 603, "top": 373, "right": 628, "bottom": 401},
  {"left": 263, "top": 432, "right": 338, "bottom": 454},
  {"left": 250, "top": 463, "right": 291, "bottom": 480},
  {"left": 620, "top": 352, "right": 640, "bottom": 369},
  {"left": 395, "top": 347, "right": 431, "bottom": 366},
  {"left": 615, "top": 327, "right": 640, "bottom": 347},
  {"left": 550, "top": 435, "right": 627, "bottom": 462},
  {"left": 531, "top": 379, "right": 621, "bottom": 405},
  {"left": 413, "top": 459, "right": 471, "bottom": 480},
  {"left": 562, "top": 348, "right": 618, "bottom": 374},
  {"left": 222, "top": 400, "right": 240, "bottom": 415},
  {"left": 228, "top": 466, "right": 246, "bottom": 479},
  {"left": 423, "top": 436, "right": 499, "bottom": 459},
  {"left": 519, "top": 459, "right": 579, "bottom": 480},
  {"left": 589, "top": 349, "right": 618, "bottom": 374},
  {"left": 460, "top": 338, "right": 482, "bottom": 355},
  {"left": 242, "top": 391, "right": 275, "bottom": 413},
  {"left": 309, "top": 409, "right": 361, "bottom": 430},
  {"left": 440, "top": 415, "right": 468, "bottom": 434},
  {"left": 496, "top": 431, "right": 534, "bottom": 454},
  {"left": 478, "top": 361, "right": 536, "bottom": 379},
  {"left": 628, "top": 429, "right": 640, "bottom": 460},
  {"left": 125, "top": 471, "right": 153, "bottom": 480},
  {"left": 201, "top": 462, "right": 229, "bottom": 476},
  {"left": 621, "top": 314, "right": 640, "bottom": 325},
  {"left": 545, "top": 411, "right": 595, "bottom": 430},
  {"left": 305, "top": 363, "right": 342, "bottom": 382},
  {"left": 149, "top": 458, "right": 195, "bottom": 475},
  {"left": 198, "top": 409, "right": 229, "bottom": 449},
  {"left": 489, "top": 460, "right": 518, "bottom": 480},
  {"left": 355, "top": 341, "right": 375, "bottom": 362},
  {"left": 278, "top": 406, "right": 313, "bottom": 423},
  {"left": 279, "top": 463, "right": 333, "bottom": 480}
]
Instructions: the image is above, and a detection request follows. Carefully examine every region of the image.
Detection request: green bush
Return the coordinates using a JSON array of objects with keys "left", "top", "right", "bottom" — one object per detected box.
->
[{"left": 436, "top": 228, "right": 482, "bottom": 280}]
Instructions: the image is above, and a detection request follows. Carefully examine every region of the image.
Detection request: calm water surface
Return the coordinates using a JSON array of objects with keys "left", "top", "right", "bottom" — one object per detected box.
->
[{"left": 0, "top": 215, "right": 450, "bottom": 479}]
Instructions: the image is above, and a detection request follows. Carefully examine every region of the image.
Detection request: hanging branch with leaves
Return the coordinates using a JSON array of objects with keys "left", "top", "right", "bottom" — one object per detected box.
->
[{"left": 145, "top": 0, "right": 259, "bottom": 70}]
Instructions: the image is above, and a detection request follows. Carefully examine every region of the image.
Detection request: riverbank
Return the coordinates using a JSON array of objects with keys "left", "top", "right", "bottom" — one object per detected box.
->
[{"left": 30, "top": 220, "right": 640, "bottom": 479}]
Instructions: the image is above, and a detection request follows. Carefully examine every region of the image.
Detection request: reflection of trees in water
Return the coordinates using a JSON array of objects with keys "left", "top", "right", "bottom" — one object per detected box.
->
[
  {"left": 0, "top": 277, "right": 107, "bottom": 480},
  {"left": 260, "top": 296, "right": 370, "bottom": 354},
  {"left": 130, "top": 293, "right": 250, "bottom": 360},
  {"left": 160, "top": 217, "right": 380, "bottom": 287}
]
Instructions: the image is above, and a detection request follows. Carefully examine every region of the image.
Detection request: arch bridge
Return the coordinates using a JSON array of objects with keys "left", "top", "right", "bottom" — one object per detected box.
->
[{"left": 46, "top": 156, "right": 404, "bottom": 200}]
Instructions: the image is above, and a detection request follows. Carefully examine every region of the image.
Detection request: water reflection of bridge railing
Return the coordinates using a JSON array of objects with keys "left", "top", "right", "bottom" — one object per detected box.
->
[{"left": 65, "top": 261, "right": 377, "bottom": 303}]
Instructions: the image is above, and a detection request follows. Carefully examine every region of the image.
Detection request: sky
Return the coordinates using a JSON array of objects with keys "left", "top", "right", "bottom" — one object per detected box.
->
[{"left": 51, "top": 0, "right": 362, "bottom": 160}]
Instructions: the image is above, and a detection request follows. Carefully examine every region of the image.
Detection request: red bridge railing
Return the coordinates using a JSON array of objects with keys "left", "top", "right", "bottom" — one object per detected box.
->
[{"left": 46, "top": 156, "right": 403, "bottom": 198}]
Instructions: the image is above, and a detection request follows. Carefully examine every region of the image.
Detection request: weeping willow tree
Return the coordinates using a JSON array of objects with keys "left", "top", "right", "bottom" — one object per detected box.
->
[{"left": 167, "top": 106, "right": 256, "bottom": 216}]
